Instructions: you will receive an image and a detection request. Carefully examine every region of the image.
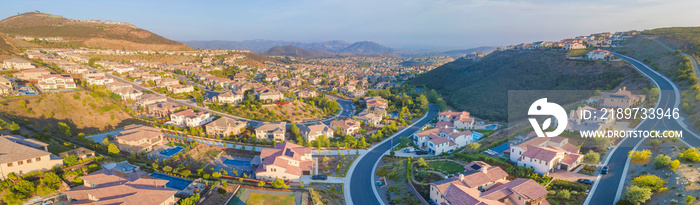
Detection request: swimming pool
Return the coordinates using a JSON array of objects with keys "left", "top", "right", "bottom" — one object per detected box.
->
[
  {"left": 485, "top": 124, "right": 498, "bottom": 130},
  {"left": 151, "top": 172, "right": 193, "bottom": 190},
  {"left": 222, "top": 159, "right": 251, "bottom": 167},
  {"left": 473, "top": 131, "right": 484, "bottom": 142},
  {"left": 160, "top": 147, "right": 184, "bottom": 157}
]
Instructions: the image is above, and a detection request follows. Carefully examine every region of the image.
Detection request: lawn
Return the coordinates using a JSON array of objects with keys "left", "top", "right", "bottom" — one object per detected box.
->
[
  {"left": 428, "top": 161, "right": 465, "bottom": 175},
  {"left": 47, "top": 145, "right": 71, "bottom": 155},
  {"left": 245, "top": 192, "right": 296, "bottom": 205}
]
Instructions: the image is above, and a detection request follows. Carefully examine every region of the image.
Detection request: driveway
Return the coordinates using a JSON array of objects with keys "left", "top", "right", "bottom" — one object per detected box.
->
[
  {"left": 299, "top": 175, "right": 346, "bottom": 184},
  {"left": 549, "top": 170, "right": 597, "bottom": 182}
]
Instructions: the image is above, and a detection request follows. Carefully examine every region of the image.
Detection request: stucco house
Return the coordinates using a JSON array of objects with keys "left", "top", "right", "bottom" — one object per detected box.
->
[
  {"left": 437, "top": 111, "right": 475, "bottom": 130},
  {"left": 254, "top": 142, "right": 315, "bottom": 182},
  {"left": 330, "top": 118, "right": 360, "bottom": 136},
  {"left": 169, "top": 109, "right": 214, "bottom": 127},
  {"left": 113, "top": 125, "right": 164, "bottom": 153},
  {"left": 599, "top": 87, "right": 645, "bottom": 109},
  {"left": 509, "top": 134, "right": 583, "bottom": 175},
  {"left": 255, "top": 122, "right": 287, "bottom": 142},
  {"left": 0, "top": 135, "right": 63, "bottom": 180},
  {"left": 412, "top": 127, "right": 474, "bottom": 155},
  {"left": 299, "top": 123, "right": 333, "bottom": 142},
  {"left": 205, "top": 116, "right": 247, "bottom": 137}
]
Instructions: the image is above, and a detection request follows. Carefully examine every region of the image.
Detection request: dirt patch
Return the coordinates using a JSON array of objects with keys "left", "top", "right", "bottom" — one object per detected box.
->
[{"left": 84, "top": 38, "right": 190, "bottom": 51}]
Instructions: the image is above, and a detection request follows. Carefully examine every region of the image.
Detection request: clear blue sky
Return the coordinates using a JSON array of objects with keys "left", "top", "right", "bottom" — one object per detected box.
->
[{"left": 3, "top": 0, "right": 700, "bottom": 50}]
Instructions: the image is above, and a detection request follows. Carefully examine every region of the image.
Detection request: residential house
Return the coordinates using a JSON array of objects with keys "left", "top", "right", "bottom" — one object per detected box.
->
[
  {"left": 111, "top": 65, "right": 135, "bottom": 74},
  {"left": 2, "top": 58, "right": 35, "bottom": 70},
  {"left": 155, "top": 78, "right": 179, "bottom": 87},
  {"left": 562, "top": 42, "right": 586, "bottom": 50},
  {"left": 258, "top": 89, "right": 284, "bottom": 102},
  {"left": 509, "top": 134, "right": 583, "bottom": 175},
  {"left": 137, "top": 94, "right": 167, "bottom": 107},
  {"left": 587, "top": 49, "right": 612, "bottom": 60},
  {"left": 58, "top": 147, "right": 95, "bottom": 160},
  {"left": 330, "top": 118, "right": 360, "bottom": 136},
  {"left": 166, "top": 84, "right": 194, "bottom": 94},
  {"left": 113, "top": 87, "right": 143, "bottom": 100},
  {"left": 15, "top": 68, "right": 51, "bottom": 81},
  {"left": 264, "top": 73, "right": 279, "bottom": 82},
  {"left": 599, "top": 87, "right": 645, "bottom": 108},
  {"left": 0, "top": 135, "right": 63, "bottom": 180},
  {"left": 412, "top": 127, "right": 474, "bottom": 155},
  {"left": 295, "top": 90, "right": 317, "bottom": 99},
  {"left": 113, "top": 125, "right": 165, "bottom": 153},
  {"left": 146, "top": 102, "right": 182, "bottom": 118},
  {"left": 213, "top": 90, "right": 244, "bottom": 104},
  {"left": 170, "top": 109, "right": 214, "bottom": 127},
  {"left": 37, "top": 74, "right": 77, "bottom": 90},
  {"left": 205, "top": 117, "right": 247, "bottom": 137},
  {"left": 566, "top": 106, "right": 614, "bottom": 132},
  {"left": 437, "top": 111, "right": 475, "bottom": 130},
  {"left": 86, "top": 76, "right": 114, "bottom": 85},
  {"left": 430, "top": 162, "right": 548, "bottom": 205},
  {"left": 0, "top": 77, "right": 16, "bottom": 95},
  {"left": 299, "top": 123, "right": 334, "bottom": 142},
  {"left": 255, "top": 142, "right": 315, "bottom": 182},
  {"left": 63, "top": 167, "right": 177, "bottom": 205},
  {"left": 255, "top": 122, "right": 287, "bottom": 142},
  {"left": 353, "top": 111, "right": 383, "bottom": 127}
]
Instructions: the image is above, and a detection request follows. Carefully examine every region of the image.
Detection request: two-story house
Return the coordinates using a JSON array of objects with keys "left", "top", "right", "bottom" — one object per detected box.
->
[
  {"left": 437, "top": 111, "right": 475, "bottom": 130},
  {"left": 509, "top": 134, "right": 583, "bottom": 175},
  {"left": 169, "top": 109, "right": 214, "bottom": 127},
  {"left": 299, "top": 123, "right": 334, "bottom": 142},
  {"left": 213, "top": 90, "right": 244, "bottom": 104},
  {"left": 255, "top": 122, "right": 287, "bottom": 142},
  {"left": 0, "top": 135, "right": 63, "bottom": 180},
  {"left": 330, "top": 118, "right": 360, "bottom": 136},
  {"left": 113, "top": 125, "right": 165, "bottom": 153},
  {"left": 205, "top": 117, "right": 247, "bottom": 137},
  {"left": 255, "top": 142, "right": 315, "bottom": 182}
]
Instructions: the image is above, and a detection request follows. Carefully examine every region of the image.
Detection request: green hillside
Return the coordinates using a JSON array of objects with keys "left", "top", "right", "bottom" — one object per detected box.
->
[
  {"left": 644, "top": 27, "right": 700, "bottom": 56},
  {"left": 0, "top": 12, "right": 190, "bottom": 50},
  {"left": 407, "top": 50, "right": 650, "bottom": 121}
]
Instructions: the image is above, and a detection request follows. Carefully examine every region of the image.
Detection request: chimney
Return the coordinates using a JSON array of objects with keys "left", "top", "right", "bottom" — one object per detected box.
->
[{"left": 459, "top": 173, "right": 464, "bottom": 181}]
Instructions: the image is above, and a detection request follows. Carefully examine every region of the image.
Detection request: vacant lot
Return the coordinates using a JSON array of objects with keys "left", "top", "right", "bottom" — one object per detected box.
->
[
  {"left": 90, "top": 53, "right": 195, "bottom": 65},
  {"left": 219, "top": 100, "right": 326, "bottom": 122},
  {"left": 246, "top": 192, "right": 295, "bottom": 205},
  {"left": 0, "top": 91, "right": 134, "bottom": 134}
]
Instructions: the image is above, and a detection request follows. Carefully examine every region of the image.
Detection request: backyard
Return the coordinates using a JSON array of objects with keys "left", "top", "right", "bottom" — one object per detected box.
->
[
  {"left": 427, "top": 161, "right": 465, "bottom": 175},
  {"left": 246, "top": 192, "right": 296, "bottom": 205}
]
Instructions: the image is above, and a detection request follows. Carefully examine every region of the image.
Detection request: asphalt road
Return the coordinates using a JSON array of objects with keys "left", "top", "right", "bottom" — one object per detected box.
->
[
  {"left": 585, "top": 52, "right": 700, "bottom": 204},
  {"left": 349, "top": 104, "right": 439, "bottom": 205}
]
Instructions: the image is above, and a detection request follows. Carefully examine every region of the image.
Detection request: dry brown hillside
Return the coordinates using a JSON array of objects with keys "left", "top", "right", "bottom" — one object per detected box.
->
[
  {"left": 0, "top": 12, "right": 190, "bottom": 50},
  {"left": 0, "top": 91, "right": 136, "bottom": 134}
]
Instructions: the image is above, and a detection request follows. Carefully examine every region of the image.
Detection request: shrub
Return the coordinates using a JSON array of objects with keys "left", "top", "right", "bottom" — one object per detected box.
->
[
  {"left": 678, "top": 148, "right": 700, "bottom": 162},
  {"left": 653, "top": 154, "right": 672, "bottom": 169},
  {"left": 622, "top": 185, "right": 652, "bottom": 205},
  {"left": 557, "top": 189, "right": 570, "bottom": 200},
  {"left": 583, "top": 150, "right": 600, "bottom": 164},
  {"left": 550, "top": 179, "right": 587, "bottom": 192},
  {"left": 628, "top": 150, "right": 652, "bottom": 163},
  {"left": 631, "top": 175, "right": 666, "bottom": 191}
]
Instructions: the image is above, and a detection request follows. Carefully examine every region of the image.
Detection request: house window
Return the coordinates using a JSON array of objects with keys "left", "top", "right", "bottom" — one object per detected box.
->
[
  {"left": 17, "top": 161, "right": 23, "bottom": 165},
  {"left": 6, "top": 163, "right": 12, "bottom": 167},
  {"left": 27, "top": 159, "right": 32, "bottom": 163}
]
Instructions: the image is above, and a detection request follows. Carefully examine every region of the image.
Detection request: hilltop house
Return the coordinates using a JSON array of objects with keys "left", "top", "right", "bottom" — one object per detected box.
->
[
  {"left": 0, "top": 77, "right": 16, "bottom": 95},
  {"left": 255, "top": 122, "right": 287, "bottom": 142},
  {"left": 563, "top": 42, "right": 586, "bottom": 50},
  {"left": 330, "top": 118, "right": 360, "bottom": 136},
  {"left": 412, "top": 127, "right": 474, "bottom": 155},
  {"left": 113, "top": 125, "right": 164, "bottom": 153},
  {"left": 169, "top": 109, "right": 214, "bottom": 127},
  {"left": 509, "top": 134, "right": 583, "bottom": 175},
  {"left": 587, "top": 49, "right": 612, "bottom": 60},
  {"left": 136, "top": 94, "right": 167, "bottom": 107},
  {"left": 430, "top": 162, "right": 548, "bottom": 205},
  {"left": 299, "top": 123, "right": 334, "bottom": 142},
  {"left": 258, "top": 89, "right": 284, "bottom": 102},
  {"left": 0, "top": 135, "right": 63, "bottom": 180},
  {"left": 353, "top": 111, "right": 383, "bottom": 127},
  {"left": 437, "top": 111, "right": 475, "bottom": 130},
  {"left": 15, "top": 68, "right": 51, "bottom": 81},
  {"left": 205, "top": 117, "right": 247, "bottom": 137},
  {"left": 37, "top": 74, "right": 76, "bottom": 90},
  {"left": 255, "top": 142, "right": 315, "bottom": 182},
  {"left": 599, "top": 87, "right": 645, "bottom": 109},
  {"left": 2, "top": 58, "right": 35, "bottom": 70},
  {"left": 113, "top": 87, "right": 144, "bottom": 100},
  {"left": 566, "top": 106, "right": 614, "bottom": 132}
]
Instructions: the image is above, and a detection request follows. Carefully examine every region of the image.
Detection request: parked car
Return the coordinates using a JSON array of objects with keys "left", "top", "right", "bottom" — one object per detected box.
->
[
  {"left": 416, "top": 150, "right": 429, "bottom": 155},
  {"left": 312, "top": 175, "right": 328, "bottom": 180},
  {"left": 403, "top": 147, "right": 415, "bottom": 153},
  {"left": 577, "top": 179, "right": 594, "bottom": 185},
  {"left": 601, "top": 166, "right": 609, "bottom": 174}
]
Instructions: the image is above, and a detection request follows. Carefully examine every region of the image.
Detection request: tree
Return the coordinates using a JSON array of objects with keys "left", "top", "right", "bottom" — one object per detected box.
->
[
  {"left": 108, "top": 143, "right": 120, "bottom": 155},
  {"left": 272, "top": 178, "right": 290, "bottom": 189},
  {"left": 622, "top": 185, "right": 652, "bottom": 205},
  {"left": 466, "top": 143, "right": 481, "bottom": 150},
  {"left": 557, "top": 189, "right": 570, "bottom": 200},
  {"left": 630, "top": 175, "right": 665, "bottom": 191},
  {"left": 416, "top": 157, "right": 428, "bottom": 168},
  {"left": 180, "top": 170, "right": 191, "bottom": 178},
  {"left": 13, "top": 180, "right": 36, "bottom": 195},
  {"left": 688, "top": 195, "right": 697, "bottom": 204},
  {"left": 102, "top": 137, "right": 110, "bottom": 146},
  {"left": 653, "top": 154, "right": 672, "bottom": 169},
  {"left": 41, "top": 172, "right": 62, "bottom": 189},
  {"left": 63, "top": 154, "right": 78, "bottom": 166},
  {"left": 390, "top": 150, "right": 395, "bottom": 157},
  {"left": 212, "top": 172, "right": 222, "bottom": 178},
  {"left": 583, "top": 150, "right": 600, "bottom": 164},
  {"left": 162, "top": 166, "right": 173, "bottom": 173},
  {"left": 289, "top": 123, "right": 301, "bottom": 139},
  {"left": 257, "top": 180, "right": 265, "bottom": 187},
  {"left": 242, "top": 173, "right": 248, "bottom": 178}
]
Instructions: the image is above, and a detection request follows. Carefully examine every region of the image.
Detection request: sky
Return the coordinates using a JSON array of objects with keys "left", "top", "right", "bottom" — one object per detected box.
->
[{"left": 3, "top": 0, "right": 700, "bottom": 50}]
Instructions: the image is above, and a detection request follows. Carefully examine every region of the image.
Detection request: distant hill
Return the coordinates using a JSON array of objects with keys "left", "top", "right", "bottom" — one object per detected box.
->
[
  {"left": 262, "top": 45, "right": 332, "bottom": 58},
  {"left": 183, "top": 39, "right": 351, "bottom": 53},
  {"left": 0, "top": 12, "right": 190, "bottom": 50},
  {"left": 442, "top": 46, "right": 497, "bottom": 58},
  {"left": 643, "top": 27, "right": 700, "bottom": 56},
  {"left": 407, "top": 50, "right": 650, "bottom": 121},
  {"left": 340, "top": 41, "right": 396, "bottom": 55}
]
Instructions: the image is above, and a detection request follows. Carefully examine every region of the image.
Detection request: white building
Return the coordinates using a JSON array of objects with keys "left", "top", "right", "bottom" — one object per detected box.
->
[
  {"left": 586, "top": 49, "right": 611, "bottom": 60},
  {"left": 509, "top": 134, "right": 583, "bottom": 175},
  {"left": 2, "top": 58, "right": 35, "bottom": 70},
  {"left": 86, "top": 76, "right": 115, "bottom": 85},
  {"left": 169, "top": 109, "right": 214, "bottom": 127},
  {"left": 563, "top": 42, "right": 586, "bottom": 50},
  {"left": 412, "top": 127, "right": 474, "bottom": 155},
  {"left": 436, "top": 111, "right": 475, "bottom": 130}
]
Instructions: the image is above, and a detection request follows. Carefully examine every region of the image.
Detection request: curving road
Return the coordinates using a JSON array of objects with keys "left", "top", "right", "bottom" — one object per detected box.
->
[
  {"left": 584, "top": 52, "right": 700, "bottom": 204},
  {"left": 349, "top": 104, "right": 440, "bottom": 205}
]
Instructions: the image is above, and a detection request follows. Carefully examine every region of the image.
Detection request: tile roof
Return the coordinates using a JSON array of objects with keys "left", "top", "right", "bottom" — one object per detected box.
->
[
  {"left": 0, "top": 136, "right": 52, "bottom": 164},
  {"left": 115, "top": 125, "right": 162, "bottom": 142}
]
